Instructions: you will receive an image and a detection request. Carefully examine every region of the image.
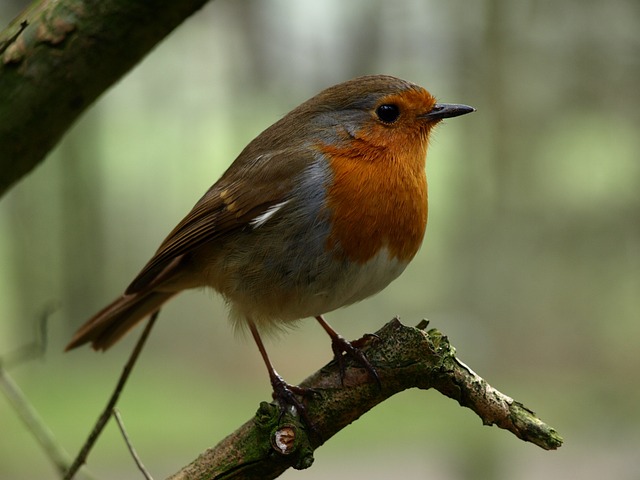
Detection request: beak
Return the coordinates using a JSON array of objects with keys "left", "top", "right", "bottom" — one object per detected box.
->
[{"left": 421, "top": 103, "right": 475, "bottom": 121}]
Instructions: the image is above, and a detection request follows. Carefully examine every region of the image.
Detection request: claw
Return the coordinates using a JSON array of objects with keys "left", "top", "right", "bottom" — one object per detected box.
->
[
  {"left": 270, "top": 372, "right": 322, "bottom": 441},
  {"left": 249, "top": 321, "right": 322, "bottom": 441},
  {"left": 315, "top": 316, "right": 381, "bottom": 388},
  {"left": 329, "top": 333, "right": 381, "bottom": 388}
]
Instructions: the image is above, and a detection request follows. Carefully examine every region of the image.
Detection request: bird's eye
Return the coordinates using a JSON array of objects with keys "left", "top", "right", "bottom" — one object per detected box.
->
[{"left": 375, "top": 104, "right": 401, "bottom": 124}]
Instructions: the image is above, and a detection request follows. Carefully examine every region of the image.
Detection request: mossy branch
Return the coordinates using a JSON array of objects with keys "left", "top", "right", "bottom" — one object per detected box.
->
[
  {"left": 0, "top": 0, "right": 212, "bottom": 197},
  {"left": 168, "top": 318, "right": 562, "bottom": 480}
]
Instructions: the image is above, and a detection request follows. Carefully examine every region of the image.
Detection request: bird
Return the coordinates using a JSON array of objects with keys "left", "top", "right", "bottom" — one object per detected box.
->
[{"left": 66, "top": 74, "right": 474, "bottom": 422}]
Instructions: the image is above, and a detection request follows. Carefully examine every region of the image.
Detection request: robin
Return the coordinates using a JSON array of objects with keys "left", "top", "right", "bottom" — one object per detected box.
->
[{"left": 66, "top": 74, "right": 474, "bottom": 421}]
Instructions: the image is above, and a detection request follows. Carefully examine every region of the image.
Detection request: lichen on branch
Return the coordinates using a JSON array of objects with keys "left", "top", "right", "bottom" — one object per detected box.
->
[{"left": 169, "top": 318, "right": 562, "bottom": 480}]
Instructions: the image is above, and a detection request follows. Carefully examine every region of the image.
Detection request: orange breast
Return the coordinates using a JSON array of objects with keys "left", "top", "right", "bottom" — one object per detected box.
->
[{"left": 321, "top": 134, "right": 429, "bottom": 264}]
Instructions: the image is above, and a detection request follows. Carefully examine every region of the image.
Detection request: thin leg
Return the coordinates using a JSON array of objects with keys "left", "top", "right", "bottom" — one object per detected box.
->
[
  {"left": 314, "top": 315, "right": 380, "bottom": 388},
  {"left": 248, "top": 320, "right": 316, "bottom": 428},
  {"left": 248, "top": 320, "right": 283, "bottom": 387}
]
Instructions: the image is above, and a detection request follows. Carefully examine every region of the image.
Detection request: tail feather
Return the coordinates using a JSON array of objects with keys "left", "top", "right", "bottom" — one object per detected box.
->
[{"left": 66, "top": 291, "right": 176, "bottom": 351}]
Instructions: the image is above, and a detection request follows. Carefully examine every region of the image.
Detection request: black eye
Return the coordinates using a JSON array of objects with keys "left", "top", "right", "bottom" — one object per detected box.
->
[{"left": 375, "top": 104, "right": 400, "bottom": 124}]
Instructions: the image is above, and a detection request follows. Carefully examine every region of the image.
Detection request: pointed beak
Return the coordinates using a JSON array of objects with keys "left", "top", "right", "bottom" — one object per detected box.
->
[{"left": 421, "top": 103, "right": 475, "bottom": 121}]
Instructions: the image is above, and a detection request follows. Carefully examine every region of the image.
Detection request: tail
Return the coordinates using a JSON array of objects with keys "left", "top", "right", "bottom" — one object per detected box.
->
[{"left": 65, "top": 291, "right": 176, "bottom": 351}]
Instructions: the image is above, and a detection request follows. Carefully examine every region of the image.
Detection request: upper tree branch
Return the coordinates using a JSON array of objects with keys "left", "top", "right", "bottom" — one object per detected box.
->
[
  {"left": 0, "top": 0, "right": 211, "bottom": 197},
  {"left": 168, "top": 319, "right": 563, "bottom": 480}
]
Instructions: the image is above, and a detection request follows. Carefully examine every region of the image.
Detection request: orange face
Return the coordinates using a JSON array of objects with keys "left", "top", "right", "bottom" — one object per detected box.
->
[{"left": 320, "top": 86, "right": 439, "bottom": 264}]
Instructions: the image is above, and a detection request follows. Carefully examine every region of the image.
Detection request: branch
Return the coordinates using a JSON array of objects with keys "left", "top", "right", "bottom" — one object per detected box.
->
[
  {"left": 0, "top": 307, "right": 77, "bottom": 478},
  {"left": 0, "top": 0, "right": 212, "bottom": 197},
  {"left": 168, "top": 319, "right": 563, "bottom": 480},
  {"left": 113, "top": 408, "right": 154, "bottom": 480},
  {"left": 64, "top": 312, "right": 158, "bottom": 480},
  {"left": 0, "top": 362, "right": 72, "bottom": 477}
]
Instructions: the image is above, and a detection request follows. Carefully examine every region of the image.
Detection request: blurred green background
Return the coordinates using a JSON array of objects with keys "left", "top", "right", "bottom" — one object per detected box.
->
[{"left": 1, "top": 0, "right": 639, "bottom": 479}]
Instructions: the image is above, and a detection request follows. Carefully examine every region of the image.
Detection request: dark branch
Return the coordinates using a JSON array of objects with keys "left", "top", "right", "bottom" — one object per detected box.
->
[{"left": 0, "top": 0, "right": 212, "bottom": 197}]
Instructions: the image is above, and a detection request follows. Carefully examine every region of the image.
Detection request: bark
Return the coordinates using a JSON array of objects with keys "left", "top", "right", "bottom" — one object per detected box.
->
[
  {"left": 0, "top": 0, "right": 211, "bottom": 197},
  {"left": 168, "top": 319, "right": 562, "bottom": 480}
]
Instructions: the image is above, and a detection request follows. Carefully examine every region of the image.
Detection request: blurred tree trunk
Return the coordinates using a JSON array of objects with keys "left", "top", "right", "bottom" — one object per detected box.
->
[{"left": 57, "top": 117, "right": 107, "bottom": 324}]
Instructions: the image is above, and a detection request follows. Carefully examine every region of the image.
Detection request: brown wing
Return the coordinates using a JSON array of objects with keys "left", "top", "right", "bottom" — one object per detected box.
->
[{"left": 125, "top": 148, "right": 313, "bottom": 294}]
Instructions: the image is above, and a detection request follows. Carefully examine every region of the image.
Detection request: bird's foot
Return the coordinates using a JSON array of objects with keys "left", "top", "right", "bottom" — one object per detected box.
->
[
  {"left": 330, "top": 332, "right": 381, "bottom": 388},
  {"left": 270, "top": 372, "right": 321, "bottom": 440}
]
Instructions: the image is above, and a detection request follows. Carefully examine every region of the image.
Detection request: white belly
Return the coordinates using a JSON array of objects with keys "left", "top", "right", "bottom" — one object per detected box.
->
[{"left": 225, "top": 246, "right": 409, "bottom": 331}]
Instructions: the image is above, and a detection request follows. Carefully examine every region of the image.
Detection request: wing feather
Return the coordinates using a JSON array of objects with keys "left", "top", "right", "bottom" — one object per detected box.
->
[{"left": 125, "top": 147, "right": 316, "bottom": 294}]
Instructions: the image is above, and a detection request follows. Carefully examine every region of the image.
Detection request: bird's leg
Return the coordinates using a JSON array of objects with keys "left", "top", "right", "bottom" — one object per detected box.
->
[
  {"left": 248, "top": 320, "right": 317, "bottom": 429},
  {"left": 314, "top": 315, "right": 380, "bottom": 388}
]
